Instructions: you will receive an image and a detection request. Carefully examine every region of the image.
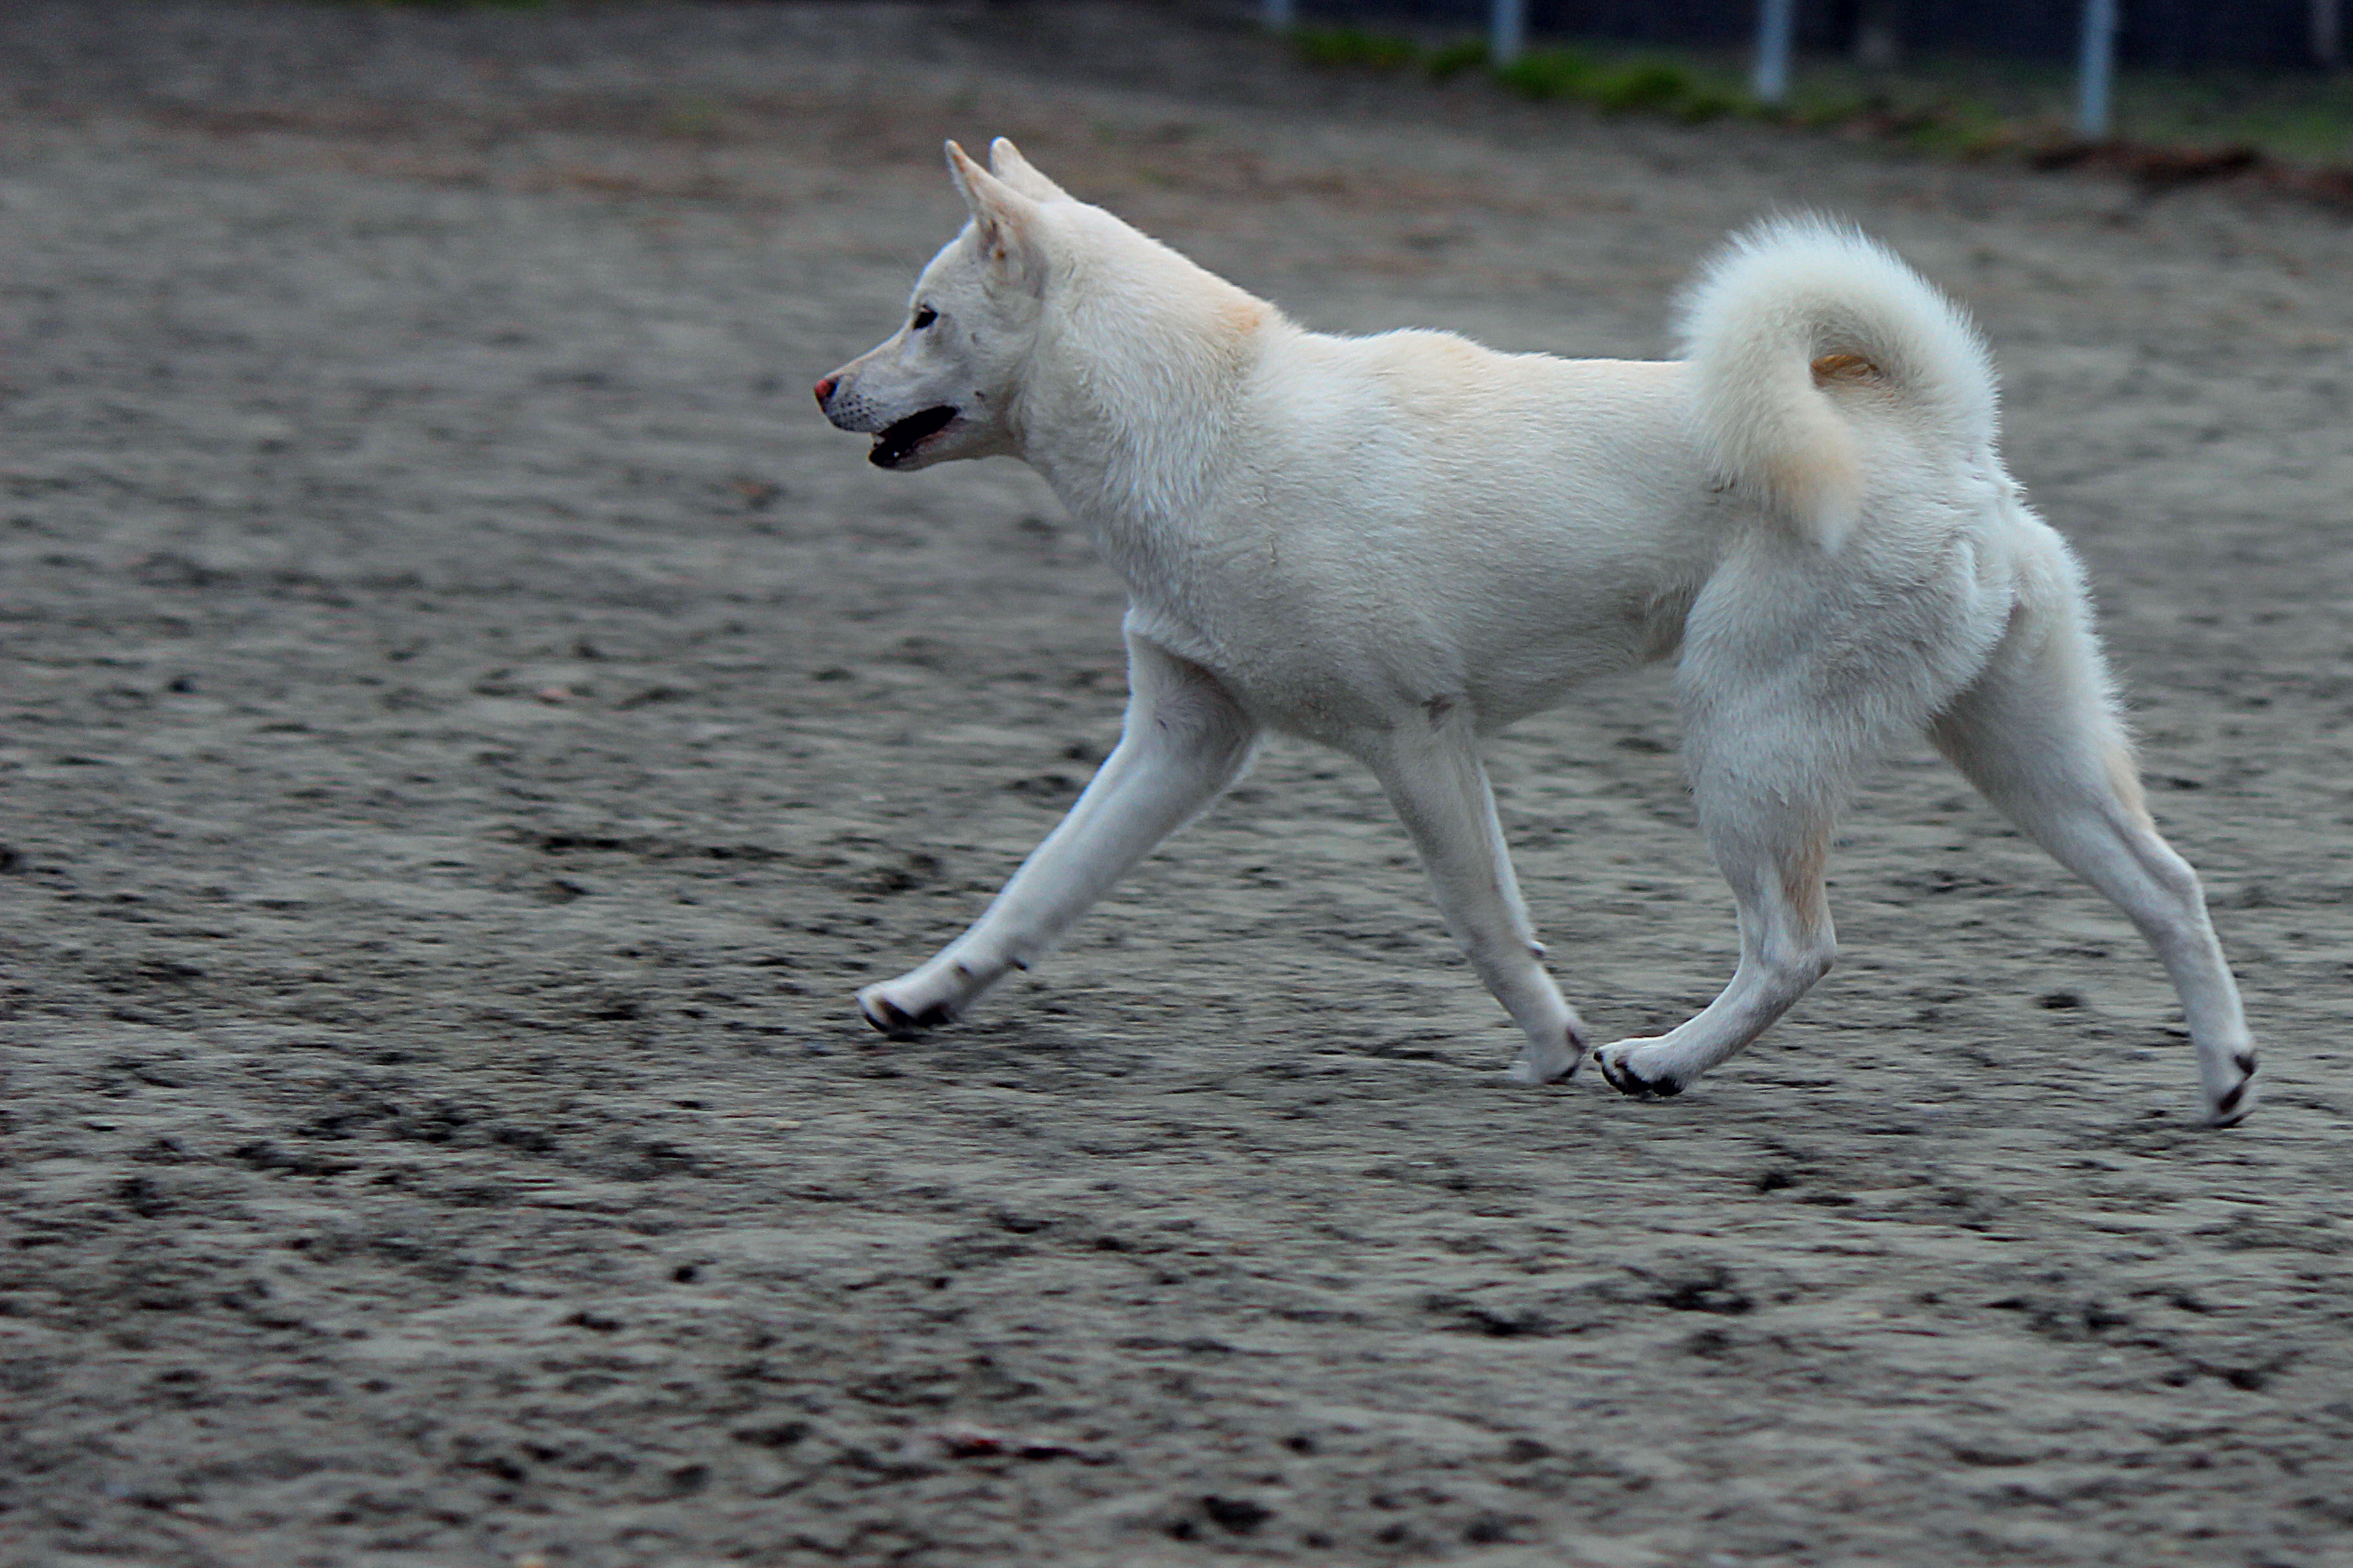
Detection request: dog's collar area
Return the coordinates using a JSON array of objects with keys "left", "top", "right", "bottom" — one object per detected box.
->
[{"left": 871, "top": 405, "right": 960, "bottom": 467}]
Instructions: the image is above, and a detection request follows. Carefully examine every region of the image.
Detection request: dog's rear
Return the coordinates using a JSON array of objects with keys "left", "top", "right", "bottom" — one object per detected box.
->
[{"left": 1589, "top": 220, "right": 2258, "bottom": 1123}]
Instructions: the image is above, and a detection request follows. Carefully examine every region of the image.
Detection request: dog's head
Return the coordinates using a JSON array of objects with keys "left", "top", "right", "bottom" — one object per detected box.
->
[{"left": 814, "top": 138, "right": 1066, "bottom": 470}]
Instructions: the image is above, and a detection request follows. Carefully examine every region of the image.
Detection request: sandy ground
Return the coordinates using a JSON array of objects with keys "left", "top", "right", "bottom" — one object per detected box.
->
[{"left": 1, "top": 3, "right": 2350, "bottom": 1565}]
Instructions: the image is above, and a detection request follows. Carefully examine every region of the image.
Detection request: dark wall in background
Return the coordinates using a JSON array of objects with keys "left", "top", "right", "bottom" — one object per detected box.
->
[{"left": 1292, "top": 0, "right": 2340, "bottom": 71}]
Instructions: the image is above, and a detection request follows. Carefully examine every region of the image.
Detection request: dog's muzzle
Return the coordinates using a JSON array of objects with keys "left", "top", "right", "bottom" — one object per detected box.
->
[{"left": 867, "top": 405, "right": 960, "bottom": 468}]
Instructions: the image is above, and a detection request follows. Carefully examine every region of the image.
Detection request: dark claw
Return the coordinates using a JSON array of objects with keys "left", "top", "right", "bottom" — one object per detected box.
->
[
  {"left": 2207, "top": 1050, "right": 2260, "bottom": 1126},
  {"left": 1599, "top": 1052, "right": 1681, "bottom": 1099},
  {"left": 860, "top": 996, "right": 955, "bottom": 1039},
  {"left": 2205, "top": 1047, "right": 2259, "bottom": 1125}
]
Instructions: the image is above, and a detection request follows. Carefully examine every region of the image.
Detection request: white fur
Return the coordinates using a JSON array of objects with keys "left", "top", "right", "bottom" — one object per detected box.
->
[
  {"left": 1678, "top": 216, "right": 1998, "bottom": 552},
  {"left": 815, "top": 140, "right": 2258, "bottom": 1126}
]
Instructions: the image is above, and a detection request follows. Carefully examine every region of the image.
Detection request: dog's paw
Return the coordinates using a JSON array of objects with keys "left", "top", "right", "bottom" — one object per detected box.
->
[
  {"left": 857, "top": 984, "right": 956, "bottom": 1039},
  {"left": 1502, "top": 1056, "right": 1573, "bottom": 1085},
  {"left": 2206, "top": 1048, "right": 2259, "bottom": 1128},
  {"left": 1502, "top": 1022, "right": 1587, "bottom": 1085},
  {"left": 1594, "top": 1039, "right": 1685, "bottom": 1099}
]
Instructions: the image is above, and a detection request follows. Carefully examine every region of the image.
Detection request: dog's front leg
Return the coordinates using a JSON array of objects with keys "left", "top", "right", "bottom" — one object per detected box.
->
[
  {"left": 1362, "top": 715, "right": 1586, "bottom": 1083},
  {"left": 857, "top": 632, "right": 1258, "bottom": 1037}
]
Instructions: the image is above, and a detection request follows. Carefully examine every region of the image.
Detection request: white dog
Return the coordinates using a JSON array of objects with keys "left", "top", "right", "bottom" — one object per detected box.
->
[{"left": 815, "top": 138, "right": 2257, "bottom": 1126}]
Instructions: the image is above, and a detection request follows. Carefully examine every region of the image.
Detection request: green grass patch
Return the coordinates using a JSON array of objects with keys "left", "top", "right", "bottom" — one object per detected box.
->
[
  {"left": 1292, "top": 26, "right": 1421, "bottom": 72},
  {"left": 1274, "top": 22, "right": 2352, "bottom": 189},
  {"left": 1425, "top": 38, "right": 1491, "bottom": 83},
  {"left": 1495, "top": 47, "right": 1598, "bottom": 101},
  {"left": 1589, "top": 59, "right": 1692, "bottom": 113},
  {"left": 1777, "top": 53, "right": 2353, "bottom": 163},
  {"left": 1498, "top": 49, "right": 1751, "bottom": 121}
]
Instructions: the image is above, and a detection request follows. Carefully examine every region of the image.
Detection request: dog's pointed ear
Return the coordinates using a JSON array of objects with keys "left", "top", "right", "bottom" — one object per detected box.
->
[
  {"left": 988, "top": 137, "right": 1070, "bottom": 202},
  {"left": 945, "top": 140, "right": 1044, "bottom": 282}
]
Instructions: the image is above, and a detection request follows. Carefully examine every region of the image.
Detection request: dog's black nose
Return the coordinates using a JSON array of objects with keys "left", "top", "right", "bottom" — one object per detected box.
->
[{"left": 813, "top": 376, "right": 837, "bottom": 408}]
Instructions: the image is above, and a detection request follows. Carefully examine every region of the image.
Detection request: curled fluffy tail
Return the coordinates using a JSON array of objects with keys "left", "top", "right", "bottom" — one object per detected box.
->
[{"left": 1676, "top": 218, "right": 1997, "bottom": 552}]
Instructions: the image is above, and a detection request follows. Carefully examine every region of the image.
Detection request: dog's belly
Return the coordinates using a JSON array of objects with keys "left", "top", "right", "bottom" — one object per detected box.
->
[{"left": 1123, "top": 530, "right": 1705, "bottom": 746}]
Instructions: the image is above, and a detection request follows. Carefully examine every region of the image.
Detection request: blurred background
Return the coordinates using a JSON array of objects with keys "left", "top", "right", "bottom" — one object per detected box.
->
[
  {"left": 1258, "top": 0, "right": 2352, "bottom": 158},
  {"left": 1284, "top": 0, "right": 2341, "bottom": 68}
]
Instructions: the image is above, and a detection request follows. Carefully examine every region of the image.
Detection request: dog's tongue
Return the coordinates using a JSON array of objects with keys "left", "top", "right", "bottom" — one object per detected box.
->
[{"left": 871, "top": 405, "right": 958, "bottom": 467}]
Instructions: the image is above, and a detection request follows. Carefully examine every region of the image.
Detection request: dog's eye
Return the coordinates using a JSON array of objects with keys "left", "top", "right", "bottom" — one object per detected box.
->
[{"left": 910, "top": 305, "right": 938, "bottom": 330}]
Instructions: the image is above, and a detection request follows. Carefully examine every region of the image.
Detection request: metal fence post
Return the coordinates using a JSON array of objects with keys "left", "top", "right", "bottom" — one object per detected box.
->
[
  {"left": 1751, "top": 0, "right": 1795, "bottom": 104},
  {"left": 1491, "top": 0, "right": 1525, "bottom": 68},
  {"left": 2078, "top": 0, "right": 2118, "bottom": 138}
]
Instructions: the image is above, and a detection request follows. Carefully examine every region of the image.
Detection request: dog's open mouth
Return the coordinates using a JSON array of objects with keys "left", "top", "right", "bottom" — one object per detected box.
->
[{"left": 870, "top": 405, "right": 959, "bottom": 468}]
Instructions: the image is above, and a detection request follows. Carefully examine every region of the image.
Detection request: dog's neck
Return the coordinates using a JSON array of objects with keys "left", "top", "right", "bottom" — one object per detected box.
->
[{"left": 1012, "top": 228, "right": 1278, "bottom": 576}]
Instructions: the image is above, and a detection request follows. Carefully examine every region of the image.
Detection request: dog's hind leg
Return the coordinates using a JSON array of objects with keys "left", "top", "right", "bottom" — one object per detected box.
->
[
  {"left": 1927, "top": 586, "right": 2257, "bottom": 1126},
  {"left": 1592, "top": 550, "right": 1874, "bottom": 1098},
  {"left": 1362, "top": 712, "right": 1587, "bottom": 1084},
  {"left": 856, "top": 631, "right": 1258, "bottom": 1037},
  {"left": 1591, "top": 750, "right": 1842, "bottom": 1100}
]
